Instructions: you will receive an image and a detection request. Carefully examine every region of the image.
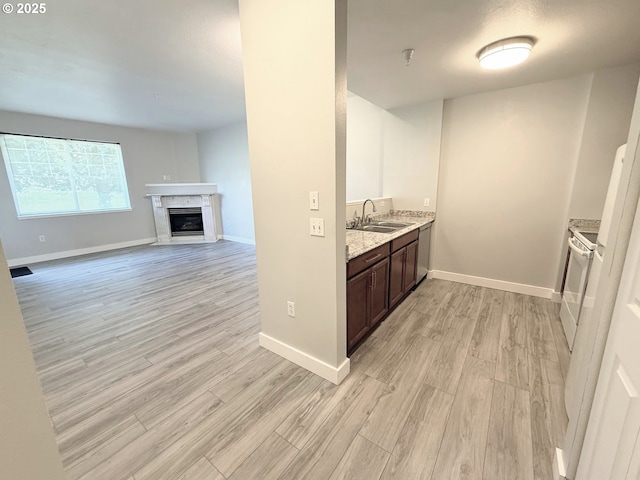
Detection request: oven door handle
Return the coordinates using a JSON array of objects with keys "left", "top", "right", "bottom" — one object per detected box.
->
[{"left": 568, "top": 237, "right": 593, "bottom": 258}]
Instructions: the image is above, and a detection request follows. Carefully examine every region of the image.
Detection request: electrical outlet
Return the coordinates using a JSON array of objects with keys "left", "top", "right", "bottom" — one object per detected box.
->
[
  {"left": 309, "top": 191, "right": 319, "bottom": 210},
  {"left": 287, "top": 301, "right": 295, "bottom": 317},
  {"left": 162, "top": 174, "right": 171, "bottom": 181},
  {"left": 423, "top": 198, "right": 430, "bottom": 207},
  {"left": 380, "top": 200, "right": 385, "bottom": 207},
  {"left": 310, "top": 218, "right": 325, "bottom": 237},
  {"left": 39, "top": 235, "right": 46, "bottom": 242}
]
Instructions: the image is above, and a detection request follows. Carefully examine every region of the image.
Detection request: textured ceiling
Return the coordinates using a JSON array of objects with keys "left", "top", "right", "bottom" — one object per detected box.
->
[
  {"left": 0, "top": 0, "right": 639, "bottom": 131},
  {"left": 0, "top": 0, "right": 245, "bottom": 131},
  {"left": 347, "top": 0, "right": 640, "bottom": 109}
]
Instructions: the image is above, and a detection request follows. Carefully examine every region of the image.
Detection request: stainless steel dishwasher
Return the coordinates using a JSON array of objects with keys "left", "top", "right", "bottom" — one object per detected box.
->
[{"left": 416, "top": 223, "right": 431, "bottom": 286}]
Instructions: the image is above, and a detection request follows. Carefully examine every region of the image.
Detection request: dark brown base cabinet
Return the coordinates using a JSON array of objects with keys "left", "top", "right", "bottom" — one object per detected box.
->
[
  {"left": 346, "top": 242, "right": 390, "bottom": 351},
  {"left": 346, "top": 257, "right": 389, "bottom": 350},
  {"left": 347, "top": 229, "right": 419, "bottom": 354},
  {"left": 389, "top": 237, "right": 418, "bottom": 309}
]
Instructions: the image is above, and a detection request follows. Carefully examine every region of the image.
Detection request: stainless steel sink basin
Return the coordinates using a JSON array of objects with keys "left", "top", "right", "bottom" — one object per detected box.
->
[
  {"left": 353, "top": 225, "right": 397, "bottom": 233},
  {"left": 372, "top": 221, "right": 413, "bottom": 228},
  {"left": 347, "top": 220, "right": 414, "bottom": 233}
]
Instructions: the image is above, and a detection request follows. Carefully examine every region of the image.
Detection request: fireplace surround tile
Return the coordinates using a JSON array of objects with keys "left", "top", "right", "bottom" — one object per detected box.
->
[{"left": 146, "top": 184, "right": 221, "bottom": 245}]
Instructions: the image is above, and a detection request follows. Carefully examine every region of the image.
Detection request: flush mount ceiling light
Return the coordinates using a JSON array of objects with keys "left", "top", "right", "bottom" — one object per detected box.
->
[{"left": 477, "top": 36, "right": 535, "bottom": 70}]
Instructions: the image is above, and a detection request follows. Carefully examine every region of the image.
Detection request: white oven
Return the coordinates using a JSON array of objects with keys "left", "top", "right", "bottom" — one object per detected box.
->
[{"left": 560, "top": 230, "right": 597, "bottom": 351}]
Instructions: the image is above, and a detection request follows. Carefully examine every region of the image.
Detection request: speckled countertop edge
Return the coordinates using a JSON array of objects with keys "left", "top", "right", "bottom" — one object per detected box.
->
[
  {"left": 568, "top": 218, "right": 600, "bottom": 234},
  {"left": 346, "top": 212, "right": 435, "bottom": 261}
]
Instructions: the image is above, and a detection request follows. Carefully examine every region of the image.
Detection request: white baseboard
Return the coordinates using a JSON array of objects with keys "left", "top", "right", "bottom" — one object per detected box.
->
[
  {"left": 222, "top": 235, "right": 256, "bottom": 246},
  {"left": 430, "top": 270, "right": 556, "bottom": 299},
  {"left": 259, "top": 332, "right": 350, "bottom": 385},
  {"left": 553, "top": 447, "right": 568, "bottom": 480},
  {"left": 7, "top": 237, "right": 156, "bottom": 267}
]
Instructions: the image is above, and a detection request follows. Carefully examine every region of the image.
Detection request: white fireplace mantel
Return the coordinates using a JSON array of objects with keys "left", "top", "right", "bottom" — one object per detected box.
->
[
  {"left": 145, "top": 183, "right": 218, "bottom": 196},
  {"left": 145, "top": 183, "right": 221, "bottom": 245}
]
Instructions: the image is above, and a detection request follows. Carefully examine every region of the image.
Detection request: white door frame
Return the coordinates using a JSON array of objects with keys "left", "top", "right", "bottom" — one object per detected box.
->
[
  {"left": 576, "top": 135, "right": 640, "bottom": 477},
  {"left": 558, "top": 79, "right": 640, "bottom": 479}
]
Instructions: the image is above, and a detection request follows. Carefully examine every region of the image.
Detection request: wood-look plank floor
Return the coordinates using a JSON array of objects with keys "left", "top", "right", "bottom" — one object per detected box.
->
[{"left": 13, "top": 242, "right": 570, "bottom": 480}]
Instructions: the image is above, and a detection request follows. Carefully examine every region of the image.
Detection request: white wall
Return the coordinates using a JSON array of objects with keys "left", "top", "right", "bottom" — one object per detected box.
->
[
  {"left": 346, "top": 95, "right": 443, "bottom": 212},
  {"left": 346, "top": 94, "right": 384, "bottom": 201},
  {"left": 434, "top": 75, "right": 592, "bottom": 295},
  {"left": 239, "top": 0, "right": 349, "bottom": 382},
  {"left": 383, "top": 100, "right": 443, "bottom": 211},
  {"left": 568, "top": 63, "right": 640, "bottom": 219},
  {"left": 0, "top": 110, "right": 201, "bottom": 264},
  {"left": 346, "top": 196, "right": 392, "bottom": 223},
  {"left": 197, "top": 123, "right": 255, "bottom": 244},
  {"left": 0, "top": 241, "right": 66, "bottom": 479}
]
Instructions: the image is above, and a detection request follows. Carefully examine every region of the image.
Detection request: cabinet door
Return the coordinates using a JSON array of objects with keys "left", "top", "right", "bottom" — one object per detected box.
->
[
  {"left": 389, "top": 248, "right": 405, "bottom": 308},
  {"left": 347, "top": 269, "right": 370, "bottom": 350},
  {"left": 404, "top": 241, "right": 418, "bottom": 292},
  {"left": 370, "top": 257, "right": 390, "bottom": 327}
]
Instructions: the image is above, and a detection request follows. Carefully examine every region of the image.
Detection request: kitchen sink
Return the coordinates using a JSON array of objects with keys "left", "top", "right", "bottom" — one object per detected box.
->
[
  {"left": 348, "top": 220, "right": 414, "bottom": 234},
  {"left": 353, "top": 225, "right": 397, "bottom": 233},
  {"left": 370, "top": 221, "right": 414, "bottom": 228}
]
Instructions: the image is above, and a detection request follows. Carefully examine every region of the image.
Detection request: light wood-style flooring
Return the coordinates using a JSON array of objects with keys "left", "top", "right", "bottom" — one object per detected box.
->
[{"left": 13, "top": 241, "right": 570, "bottom": 480}]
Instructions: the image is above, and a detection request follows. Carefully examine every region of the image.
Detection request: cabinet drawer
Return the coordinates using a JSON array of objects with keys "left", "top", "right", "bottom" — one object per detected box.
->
[
  {"left": 391, "top": 229, "right": 419, "bottom": 252},
  {"left": 347, "top": 242, "right": 390, "bottom": 278}
]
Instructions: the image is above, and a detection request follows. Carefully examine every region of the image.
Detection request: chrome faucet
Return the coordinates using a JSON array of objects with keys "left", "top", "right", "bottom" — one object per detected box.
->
[{"left": 361, "top": 199, "right": 377, "bottom": 226}]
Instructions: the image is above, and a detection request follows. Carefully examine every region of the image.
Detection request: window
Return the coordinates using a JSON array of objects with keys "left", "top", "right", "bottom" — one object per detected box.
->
[{"left": 0, "top": 134, "right": 131, "bottom": 218}]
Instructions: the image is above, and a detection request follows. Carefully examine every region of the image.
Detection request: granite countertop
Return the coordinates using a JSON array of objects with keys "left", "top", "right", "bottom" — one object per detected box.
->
[
  {"left": 568, "top": 218, "right": 600, "bottom": 235},
  {"left": 346, "top": 211, "right": 435, "bottom": 261}
]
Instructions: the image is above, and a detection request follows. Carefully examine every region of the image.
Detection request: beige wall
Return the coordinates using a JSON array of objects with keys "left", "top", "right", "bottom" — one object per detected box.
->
[
  {"left": 0, "top": 110, "right": 200, "bottom": 264},
  {"left": 239, "top": 0, "right": 348, "bottom": 377},
  {"left": 568, "top": 63, "right": 640, "bottom": 219},
  {"left": 383, "top": 100, "right": 443, "bottom": 212},
  {"left": 346, "top": 94, "right": 384, "bottom": 201},
  {"left": 434, "top": 75, "right": 592, "bottom": 294},
  {"left": 197, "top": 122, "right": 255, "bottom": 244},
  {"left": 346, "top": 95, "right": 443, "bottom": 212},
  {"left": 0, "top": 241, "right": 66, "bottom": 479}
]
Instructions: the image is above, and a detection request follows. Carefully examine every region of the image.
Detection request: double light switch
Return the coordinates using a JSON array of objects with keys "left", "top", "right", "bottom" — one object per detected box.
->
[{"left": 309, "top": 191, "right": 324, "bottom": 237}]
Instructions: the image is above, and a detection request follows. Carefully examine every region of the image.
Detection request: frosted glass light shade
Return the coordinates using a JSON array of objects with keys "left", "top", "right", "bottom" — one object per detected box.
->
[{"left": 478, "top": 37, "right": 535, "bottom": 70}]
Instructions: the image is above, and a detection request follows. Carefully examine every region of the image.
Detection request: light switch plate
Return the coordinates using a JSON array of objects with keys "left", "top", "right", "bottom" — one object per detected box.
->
[
  {"left": 310, "top": 191, "right": 319, "bottom": 210},
  {"left": 287, "top": 301, "right": 295, "bottom": 317},
  {"left": 310, "top": 218, "right": 325, "bottom": 237}
]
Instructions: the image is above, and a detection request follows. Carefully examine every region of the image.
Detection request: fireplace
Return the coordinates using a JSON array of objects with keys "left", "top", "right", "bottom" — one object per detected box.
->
[
  {"left": 145, "top": 183, "right": 221, "bottom": 245},
  {"left": 168, "top": 208, "right": 204, "bottom": 236}
]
